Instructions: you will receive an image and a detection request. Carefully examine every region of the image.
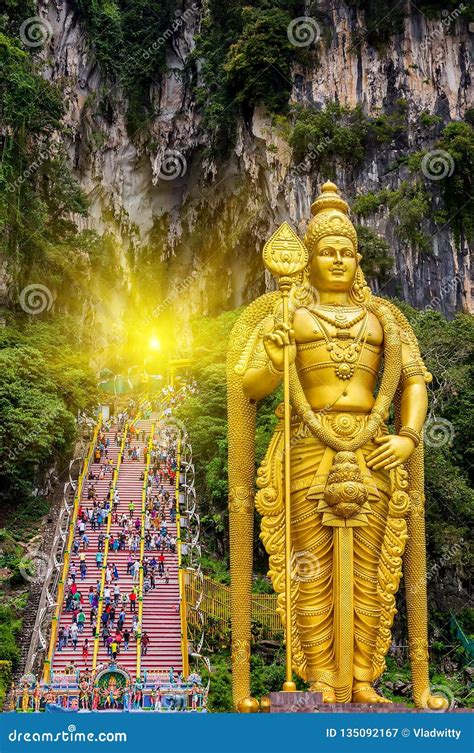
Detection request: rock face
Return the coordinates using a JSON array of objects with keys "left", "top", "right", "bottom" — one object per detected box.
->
[{"left": 40, "top": 0, "right": 472, "bottom": 322}]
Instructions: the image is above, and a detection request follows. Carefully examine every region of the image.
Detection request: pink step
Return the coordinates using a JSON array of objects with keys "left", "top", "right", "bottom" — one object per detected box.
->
[{"left": 51, "top": 420, "right": 183, "bottom": 677}]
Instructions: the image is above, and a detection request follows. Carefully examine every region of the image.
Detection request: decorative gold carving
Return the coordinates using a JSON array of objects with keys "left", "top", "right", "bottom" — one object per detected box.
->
[
  {"left": 262, "top": 221, "right": 308, "bottom": 278},
  {"left": 306, "top": 182, "right": 358, "bottom": 251},
  {"left": 228, "top": 486, "right": 254, "bottom": 514},
  {"left": 409, "top": 639, "right": 429, "bottom": 663},
  {"left": 232, "top": 639, "right": 251, "bottom": 664},
  {"left": 323, "top": 451, "right": 368, "bottom": 520}
]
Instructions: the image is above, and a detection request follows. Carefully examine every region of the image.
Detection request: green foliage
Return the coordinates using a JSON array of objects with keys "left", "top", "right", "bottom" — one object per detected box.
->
[
  {"left": 71, "top": 0, "right": 176, "bottom": 135},
  {"left": 0, "top": 2, "right": 36, "bottom": 36},
  {"left": 355, "top": 225, "right": 393, "bottom": 284},
  {"left": 223, "top": 6, "right": 298, "bottom": 113},
  {"left": 353, "top": 181, "right": 431, "bottom": 251},
  {"left": 0, "top": 660, "right": 12, "bottom": 711},
  {"left": 176, "top": 308, "right": 280, "bottom": 569},
  {"left": 433, "top": 121, "right": 473, "bottom": 245},
  {"left": 0, "top": 33, "right": 63, "bottom": 130},
  {"left": 192, "top": 0, "right": 305, "bottom": 156},
  {"left": 288, "top": 99, "right": 410, "bottom": 176},
  {"left": 369, "top": 99, "right": 409, "bottom": 144},
  {"left": 419, "top": 111, "right": 443, "bottom": 129},
  {"left": 0, "top": 594, "right": 24, "bottom": 666},
  {"left": 203, "top": 648, "right": 305, "bottom": 710},
  {"left": 0, "top": 320, "right": 97, "bottom": 513},
  {"left": 203, "top": 654, "right": 234, "bottom": 712},
  {"left": 387, "top": 181, "right": 431, "bottom": 251},
  {"left": 289, "top": 102, "right": 372, "bottom": 173},
  {"left": 0, "top": 28, "right": 124, "bottom": 313},
  {"left": 405, "top": 120, "right": 474, "bottom": 246},
  {"left": 200, "top": 555, "right": 231, "bottom": 585},
  {"left": 352, "top": 189, "right": 391, "bottom": 218},
  {"left": 345, "top": 0, "right": 406, "bottom": 49},
  {"left": 395, "top": 305, "right": 474, "bottom": 582},
  {"left": 418, "top": 0, "right": 474, "bottom": 23}
]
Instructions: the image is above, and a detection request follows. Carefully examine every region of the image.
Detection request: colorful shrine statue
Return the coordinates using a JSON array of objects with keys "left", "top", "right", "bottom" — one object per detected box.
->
[
  {"left": 227, "top": 182, "right": 448, "bottom": 711},
  {"left": 21, "top": 684, "right": 30, "bottom": 713}
]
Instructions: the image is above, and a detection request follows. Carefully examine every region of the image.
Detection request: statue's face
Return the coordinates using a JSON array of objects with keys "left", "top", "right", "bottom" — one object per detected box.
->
[{"left": 310, "top": 235, "right": 357, "bottom": 292}]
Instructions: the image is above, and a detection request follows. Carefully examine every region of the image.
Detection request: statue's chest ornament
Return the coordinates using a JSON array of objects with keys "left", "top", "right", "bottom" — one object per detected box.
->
[{"left": 310, "top": 308, "right": 369, "bottom": 380}]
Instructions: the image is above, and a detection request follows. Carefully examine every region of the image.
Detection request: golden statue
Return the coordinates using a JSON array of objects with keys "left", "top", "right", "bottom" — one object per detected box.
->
[{"left": 227, "top": 181, "right": 447, "bottom": 711}]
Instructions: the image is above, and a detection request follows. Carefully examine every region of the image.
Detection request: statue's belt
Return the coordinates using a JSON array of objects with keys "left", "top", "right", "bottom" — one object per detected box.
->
[{"left": 287, "top": 415, "right": 391, "bottom": 528}]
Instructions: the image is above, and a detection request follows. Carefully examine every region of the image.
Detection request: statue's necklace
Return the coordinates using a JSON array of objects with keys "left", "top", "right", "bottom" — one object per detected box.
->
[
  {"left": 314, "top": 306, "right": 366, "bottom": 329},
  {"left": 311, "top": 310, "right": 368, "bottom": 381}
]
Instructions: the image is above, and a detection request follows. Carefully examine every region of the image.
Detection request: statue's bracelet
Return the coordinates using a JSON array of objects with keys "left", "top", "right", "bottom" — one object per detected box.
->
[
  {"left": 267, "top": 360, "right": 284, "bottom": 377},
  {"left": 399, "top": 426, "right": 421, "bottom": 447}
]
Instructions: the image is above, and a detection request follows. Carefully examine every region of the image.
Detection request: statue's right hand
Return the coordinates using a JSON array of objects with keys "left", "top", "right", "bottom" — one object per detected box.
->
[{"left": 263, "top": 322, "right": 296, "bottom": 372}]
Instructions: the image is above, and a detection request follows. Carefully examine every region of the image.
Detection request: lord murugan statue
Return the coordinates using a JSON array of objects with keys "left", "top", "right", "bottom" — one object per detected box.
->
[{"left": 227, "top": 182, "right": 447, "bottom": 711}]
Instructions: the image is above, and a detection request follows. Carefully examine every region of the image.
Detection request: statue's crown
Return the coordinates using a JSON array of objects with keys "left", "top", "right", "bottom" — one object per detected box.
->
[{"left": 305, "top": 181, "right": 358, "bottom": 252}]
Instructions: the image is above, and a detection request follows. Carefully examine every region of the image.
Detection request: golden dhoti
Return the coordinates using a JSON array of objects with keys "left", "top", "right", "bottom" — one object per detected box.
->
[
  {"left": 290, "top": 430, "right": 391, "bottom": 691},
  {"left": 256, "top": 415, "right": 407, "bottom": 703}
]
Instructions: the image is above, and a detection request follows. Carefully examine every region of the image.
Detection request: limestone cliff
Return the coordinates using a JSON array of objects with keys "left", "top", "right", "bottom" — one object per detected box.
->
[{"left": 38, "top": 0, "right": 472, "bottom": 323}]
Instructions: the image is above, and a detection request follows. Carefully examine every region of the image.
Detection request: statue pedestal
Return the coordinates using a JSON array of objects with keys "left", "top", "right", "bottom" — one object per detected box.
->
[
  {"left": 267, "top": 692, "right": 471, "bottom": 713},
  {"left": 268, "top": 692, "right": 323, "bottom": 713}
]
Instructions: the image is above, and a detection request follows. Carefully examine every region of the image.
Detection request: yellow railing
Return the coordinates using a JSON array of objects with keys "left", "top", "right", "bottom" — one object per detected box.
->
[
  {"left": 175, "top": 434, "right": 189, "bottom": 675},
  {"left": 43, "top": 415, "right": 102, "bottom": 682},
  {"left": 92, "top": 423, "right": 129, "bottom": 670},
  {"left": 136, "top": 422, "right": 155, "bottom": 678},
  {"left": 184, "top": 571, "right": 281, "bottom": 636}
]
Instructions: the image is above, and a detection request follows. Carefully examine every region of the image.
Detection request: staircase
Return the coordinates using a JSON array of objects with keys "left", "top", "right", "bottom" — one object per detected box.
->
[{"left": 50, "top": 416, "right": 183, "bottom": 679}]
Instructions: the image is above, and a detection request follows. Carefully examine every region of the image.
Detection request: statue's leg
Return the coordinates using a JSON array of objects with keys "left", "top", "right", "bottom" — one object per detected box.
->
[
  {"left": 291, "top": 481, "right": 336, "bottom": 701},
  {"left": 352, "top": 485, "right": 391, "bottom": 703}
]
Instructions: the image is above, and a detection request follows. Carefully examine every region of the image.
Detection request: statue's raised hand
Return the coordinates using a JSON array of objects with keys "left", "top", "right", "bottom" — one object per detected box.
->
[{"left": 263, "top": 322, "right": 296, "bottom": 372}]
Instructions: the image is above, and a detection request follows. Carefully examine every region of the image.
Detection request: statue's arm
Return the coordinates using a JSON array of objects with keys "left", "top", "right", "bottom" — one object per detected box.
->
[
  {"left": 241, "top": 319, "right": 295, "bottom": 401},
  {"left": 367, "top": 333, "right": 428, "bottom": 471},
  {"left": 242, "top": 362, "right": 282, "bottom": 401},
  {"left": 399, "top": 339, "right": 429, "bottom": 433}
]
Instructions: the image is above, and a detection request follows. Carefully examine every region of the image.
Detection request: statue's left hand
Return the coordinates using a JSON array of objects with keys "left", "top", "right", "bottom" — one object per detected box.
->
[{"left": 366, "top": 435, "right": 415, "bottom": 471}]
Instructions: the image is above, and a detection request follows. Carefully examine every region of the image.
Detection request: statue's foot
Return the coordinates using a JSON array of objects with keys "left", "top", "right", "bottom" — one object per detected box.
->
[
  {"left": 425, "top": 694, "right": 450, "bottom": 711},
  {"left": 309, "top": 681, "right": 336, "bottom": 703},
  {"left": 352, "top": 683, "right": 392, "bottom": 704}
]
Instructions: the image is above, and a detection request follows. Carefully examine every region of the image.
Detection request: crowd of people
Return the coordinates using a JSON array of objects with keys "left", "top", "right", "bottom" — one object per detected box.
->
[{"left": 56, "top": 416, "right": 179, "bottom": 669}]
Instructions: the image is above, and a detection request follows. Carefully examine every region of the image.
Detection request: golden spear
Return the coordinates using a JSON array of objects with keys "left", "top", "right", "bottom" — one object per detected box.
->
[{"left": 262, "top": 222, "right": 308, "bottom": 691}]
